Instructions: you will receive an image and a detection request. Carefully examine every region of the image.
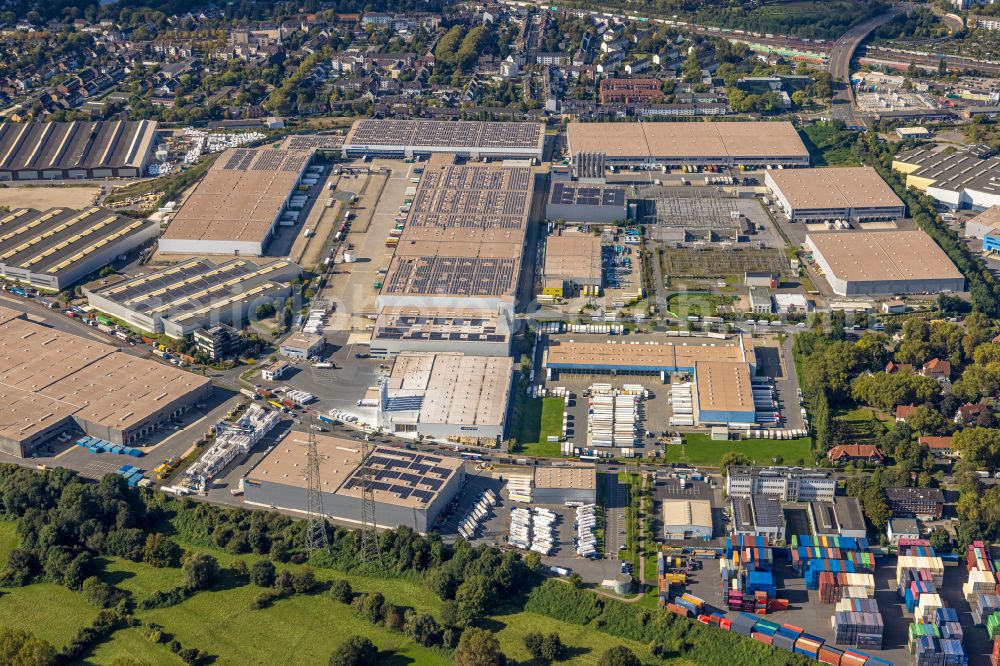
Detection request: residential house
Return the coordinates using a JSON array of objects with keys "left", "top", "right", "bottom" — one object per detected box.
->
[
  {"left": 921, "top": 358, "right": 951, "bottom": 380},
  {"left": 919, "top": 436, "right": 956, "bottom": 457},
  {"left": 895, "top": 404, "right": 917, "bottom": 422},
  {"left": 955, "top": 402, "right": 987, "bottom": 425},
  {"left": 882, "top": 300, "right": 907, "bottom": 314},
  {"left": 886, "top": 361, "right": 914, "bottom": 374},
  {"left": 827, "top": 444, "right": 885, "bottom": 465}
]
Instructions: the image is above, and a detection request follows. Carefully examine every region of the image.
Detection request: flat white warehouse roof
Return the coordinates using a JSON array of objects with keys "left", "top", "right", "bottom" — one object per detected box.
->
[
  {"left": 806, "top": 231, "right": 963, "bottom": 284},
  {"left": 766, "top": 167, "right": 904, "bottom": 210}
]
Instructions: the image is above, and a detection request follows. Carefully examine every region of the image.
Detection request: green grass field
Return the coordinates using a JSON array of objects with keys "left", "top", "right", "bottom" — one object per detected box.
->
[
  {"left": 662, "top": 434, "right": 813, "bottom": 466},
  {"left": 798, "top": 124, "right": 860, "bottom": 167},
  {"left": 0, "top": 582, "right": 98, "bottom": 650},
  {"left": 665, "top": 292, "right": 729, "bottom": 318},
  {"left": 78, "top": 627, "right": 185, "bottom": 666},
  {"left": 516, "top": 397, "right": 566, "bottom": 457}
]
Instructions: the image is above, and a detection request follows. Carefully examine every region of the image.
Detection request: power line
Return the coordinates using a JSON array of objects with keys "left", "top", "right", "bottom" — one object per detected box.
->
[
  {"left": 359, "top": 433, "right": 383, "bottom": 567},
  {"left": 302, "top": 419, "right": 329, "bottom": 553}
]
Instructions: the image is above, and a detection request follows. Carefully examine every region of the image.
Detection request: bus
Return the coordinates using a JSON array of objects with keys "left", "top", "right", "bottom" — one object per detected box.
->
[{"left": 97, "top": 316, "right": 113, "bottom": 326}]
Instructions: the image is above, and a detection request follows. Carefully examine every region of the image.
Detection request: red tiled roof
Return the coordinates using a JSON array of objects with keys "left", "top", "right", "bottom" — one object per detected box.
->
[
  {"left": 827, "top": 444, "right": 885, "bottom": 461},
  {"left": 919, "top": 436, "right": 953, "bottom": 451},
  {"left": 896, "top": 405, "right": 917, "bottom": 419}
]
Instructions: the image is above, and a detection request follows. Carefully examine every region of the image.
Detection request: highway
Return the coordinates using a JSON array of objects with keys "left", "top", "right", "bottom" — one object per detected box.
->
[{"left": 827, "top": 4, "right": 909, "bottom": 128}]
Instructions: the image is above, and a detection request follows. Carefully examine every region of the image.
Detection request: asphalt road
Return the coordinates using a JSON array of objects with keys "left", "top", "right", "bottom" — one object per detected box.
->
[{"left": 827, "top": 5, "right": 909, "bottom": 129}]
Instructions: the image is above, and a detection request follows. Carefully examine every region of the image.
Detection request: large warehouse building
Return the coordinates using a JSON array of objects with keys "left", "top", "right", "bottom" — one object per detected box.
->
[
  {"left": 0, "top": 120, "right": 158, "bottom": 180},
  {"left": 532, "top": 465, "right": 598, "bottom": 505},
  {"left": 544, "top": 334, "right": 757, "bottom": 375},
  {"left": 764, "top": 167, "right": 905, "bottom": 223},
  {"left": 0, "top": 306, "right": 212, "bottom": 456},
  {"left": 566, "top": 121, "right": 809, "bottom": 169},
  {"left": 376, "top": 156, "right": 534, "bottom": 324},
  {"left": 0, "top": 207, "right": 158, "bottom": 291},
  {"left": 963, "top": 205, "right": 1000, "bottom": 253},
  {"left": 343, "top": 119, "right": 545, "bottom": 160},
  {"left": 805, "top": 231, "right": 964, "bottom": 296},
  {"left": 158, "top": 147, "right": 313, "bottom": 256},
  {"left": 85, "top": 257, "right": 301, "bottom": 338},
  {"left": 892, "top": 143, "right": 1000, "bottom": 210},
  {"left": 242, "top": 433, "right": 465, "bottom": 533},
  {"left": 543, "top": 233, "right": 602, "bottom": 297},
  {"left": 376, "top": 352, "right": 513, "bottom": 443},
  {"left": 545, "top": 180, "right": 628, "bottom": 224},
  {"left": 662, "top": 499, "right": 713, "bottom": 540},
  {"left": 370, "top": 308, "right": 512, "bottom": 358},
  {"left": 693, "top": 360, "right": 756, "bottom": 425}
]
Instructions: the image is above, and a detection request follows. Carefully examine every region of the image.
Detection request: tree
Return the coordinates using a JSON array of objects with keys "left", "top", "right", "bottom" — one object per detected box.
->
[
  {"left": 354, "top": 592, "right": 388, "bottom": 625},
  {"left": 454, "top": 627, "right": 505, "bottom": 666},
  {"left": 328, "top": 579, "right": 353, "bottom": 604},
  {"left": 906, "top": 405, "right": 950, "bottom": 436},
  {"left": 249, "top": 560, "right": 276, "bottom": 587},
  {"left": 291, "top": 566, "right": 316, "bottom": 594},
  {"left": 719, "top": 451, "right": 752, "bottom": 469},
  {"left": 0, "top": 627, "right": 57, "bottom": 666},
  {"left": 328, "top": 635, "right": 377, "bottom": 666},
  {"left": 455, "top": 575, "right": 493, "bottom": 625},
  {"left": 81, "top": 576, "right": 118, "bottom": 608},
  {"left": 404, "top": 611, "right": 440, "bottom": 647},
  {"left": 142, "top": 533, "right": 181, "bottom": 568},
  {"left": 181, "top": 552, "right": 219, "bottom": 590},
  {"left": 953, "top": 428, "right": 1000, "bottom": 469},
  {"left": 929, "top": 527, "right": 952, "bottom": 552},
  {"left": 540, "top": 633, "right": 565, "bottom": 661},
  {"left": 791, "top": 90, "right": 809, "bottom": 108},
  {"left": 524, "top": 632, "right": 544, "bottom": 657},
  {"left": 599, "top": 646, "right": 640, "bottom": 666}
]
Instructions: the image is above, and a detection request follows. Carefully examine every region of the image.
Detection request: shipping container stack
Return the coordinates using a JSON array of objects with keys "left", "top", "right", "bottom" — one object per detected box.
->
[
  {"left": 727, "top": 612, "right": 892, "bottom": 666},
  {"left": 992, "top": 634, "right": 1000, "bottom": 666},
  {"left": 656, "top": 551, "right": 688, "bottom": 607},
  {"left": 722, "top": 535, "right": 779, "bottom": 613},
  {"left": 964, "top": 541, "right": 1000, "bottom": 627},
  {"left": 834, "top": 597, "right": 885, "bottom": 650},
  {"left": 794, "top": 535, "right": 874, "bottom": 594},
  {"left": 896, "top": 539, "right": 945, "bottom": 591}
]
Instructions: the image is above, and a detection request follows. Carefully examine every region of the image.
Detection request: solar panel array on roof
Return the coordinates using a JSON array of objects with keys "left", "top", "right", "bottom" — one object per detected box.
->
[
  {"left": 385, "top": 256, "right": 518, "bottom": 296},
  {"left": 340, "top": 446, "right": 459, "bottom": 506},
  {"left": 347, "top": 119, "right": 543, "bottom": 151},
  {"left": 548, "top": 182, "right": 627, "bottom": 208}
]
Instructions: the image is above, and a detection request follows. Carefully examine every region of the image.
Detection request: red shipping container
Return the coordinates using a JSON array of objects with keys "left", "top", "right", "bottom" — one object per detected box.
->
[
  {"left": 666, "top": 603, "right": 689, "bottom": 618},
  {"left": 720, "top": 618, "right": 731, "bottom": 631},
  {"left": 818, "top": 648, "right": 842, "bottom": 666},
  {"left": 751, "top": 632, "right": 772, "bottom": 645},
  {"left": 840, "top": 651, "right": 867, "bottom": 666}
]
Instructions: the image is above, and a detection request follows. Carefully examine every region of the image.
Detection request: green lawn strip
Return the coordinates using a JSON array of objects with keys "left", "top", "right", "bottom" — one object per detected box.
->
[
  {"left": 0, "top": 582, "right": 98, "bottom": 650},
  {"left": 663, "top": 434, "right": 813, "bottom": 466},
  {"left": 492, "top": 609, "right": 668, "bottom": 665},
  {"left": 141, "top": 583, "right": 450, "bottom": 666},
  {"left": 78, "top": 627, "right": 184, "bottom": 666},
  {"left": 517, "top": 397, "right": 566, "bottom": 457},
  {"left": 0, "top": 520, "right": 17, "bottom": 562},
  {"left": 94, "top": 556, "right": 185, "bottom": 599}
]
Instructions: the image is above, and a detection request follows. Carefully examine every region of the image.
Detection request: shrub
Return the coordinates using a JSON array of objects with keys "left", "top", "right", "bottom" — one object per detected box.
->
[
  {"left": 524, "top": 580, "right": 601, "bottom": 624},
  {"left": 291, "top": 566, "right": 316, "bottom": 594},
  {"left": 181, "top": 552, "right": 219, "bottom": 590},
  {"left": 249, "top": 560, "right": 276, "bottom": 587},
  {"left": 81, "top": 576, "right": 119, "bottom": 608},
  {"left": 328, "top": 579, "right": 353, "bottom": 604},
  {"left": 328, "top": 635, "right": 377, "bottom": 666}
]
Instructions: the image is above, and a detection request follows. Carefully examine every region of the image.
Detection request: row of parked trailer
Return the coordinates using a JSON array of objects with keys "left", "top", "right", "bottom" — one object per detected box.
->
[
  {"left": 285, "top": 389, "right": 316, "bottom": 405},
  {"left": 575, "top": 504, "right": 598, "bottom": 558},
  {"left": 75, "top": 436, "right": 145, "bottom": 457},
  {"left": 509, "top": 507, "right": 560, "bottom": 555},
  {"left": 752, "top": 381, "right": 781, "bottom": 425},
  {"left": 458, "top": 489, "right": 497, "bottom": 541},
  {"left": 669, "top": 381, "right": 695, "bottom": 427},
  {"left": 589, "top": 390, "right": 640, "bottom": 448},
  {"left": 303, "top": 308, "right": 327, "bottom": 336}
]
